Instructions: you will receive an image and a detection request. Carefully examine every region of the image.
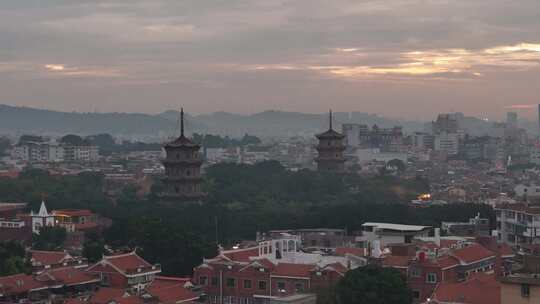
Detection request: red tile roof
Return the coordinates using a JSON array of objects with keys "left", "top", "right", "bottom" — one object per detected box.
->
[
  {"left": 54, "top": 209, "right": 95, "bottom": 217},
  {"left": 148, "top": 276, "right": 198, "bottom": 304},
  {"left": 493, "top": 243, "right": 514, "bottom": 258},
  {"left": 432, "top": 272, "right": 500, "bottom": 304},
  {"left": 111, "top": 295, "right": 143, "bottom": 304},
  {"left": 436, "top": 256, "right": 460, "bottom": 269},
  {"left": 440, "top": 239, "right": 460, "bottom": 249},
  {"left": 90, "top": 287, "right": 125, "bottom": 304},
  {"left": 335, "top": 247, "right": 366, "bottom": 257},
  {"left": 271, "top": 263, "right": 315, "bottom": 279},
  {"left": 37, "top": 267, "right": 99, "bottom": 286},
  {"left": 452, "top": 244, "right": 495, "bottom": 264},
  {"left": 382, "top": 255, "right": 410, "bottom": 268},
  {"left": 104, "top": 252, "right": 152, "bottom": 273},
  {"left": 221, "top": 247, "right": 259, "bottom": 263},
  {"left": 30, "top": 250, "right": 70, "bottom": 266},
  {"left": 0, "top": 273, "right": 47, "bottom": 295}
]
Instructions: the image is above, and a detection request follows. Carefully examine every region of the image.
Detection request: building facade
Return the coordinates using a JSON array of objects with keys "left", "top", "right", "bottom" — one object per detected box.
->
[
  {"left": 342, "top": 124, "right": 403, "bottom": 152},
  {"left": 193, "top": 235, "right": 360, "bottom": 304},
  {"left": 495, "top": 203, "right": 540, "bottom": 246}
]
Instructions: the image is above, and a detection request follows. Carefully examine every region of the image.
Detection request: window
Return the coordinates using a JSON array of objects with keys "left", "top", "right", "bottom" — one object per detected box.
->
[
  {"left": 199, "top": 276, "right": 207, "bottom": 285},
  {"left": 521, "top": 284, "right": 530, "bottom": 298},
  {"left": 226, "top": 278, "right": 235, "bottom": 288},
  {"left": 410, "top": 268, "right": 421, "bottom": 278},
  {"left": 243, "top": 280, "right": 252, "bottom": 289},
  {"left": 310, "top": 240, "right": 317, "bottom": 247},
  {"left": 295, "top": 282, "right": 304, "bottom": 292},
  {"left": 426, "top": 273, "right": 437, "bottom": 283},
  {"left": 211, "top": 277, "right": 218, "bottom": 286},
  {"left": 412, "top": 290, "right": 420, "bottom": 299},
  {"left": 277, "top": 281, "right": 286, "bottom": 292},
  {"left": 258, "top": 280, "right": 267, "bottom": 290}
]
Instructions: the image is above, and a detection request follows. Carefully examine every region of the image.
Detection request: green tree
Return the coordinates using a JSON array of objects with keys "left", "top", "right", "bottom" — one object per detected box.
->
[
  {"left": 332, "top": 265, "right": 412, "bottom": 304},
  {"left": 32, "top": 226, "right": 67, "bottom": 251},
  {"left": 387, "top": 159, "right": 406, "bottom": 173},
  {"left": 0, "top": 136, "right": 11, "bottom": 156},
  {"left": 0, "top": 241, "right": 30, "bottom": 275},
  {"left": 60, "top": 134, "right": 84, "bottom": 145},
  {"left": 83, "top": 235, "right": 105, "bottom": 263}
]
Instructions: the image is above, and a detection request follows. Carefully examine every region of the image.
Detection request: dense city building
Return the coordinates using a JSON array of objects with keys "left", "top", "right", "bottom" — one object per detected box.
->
[{"left": 342, "top": 123, "right": 403, "bottom": 152}]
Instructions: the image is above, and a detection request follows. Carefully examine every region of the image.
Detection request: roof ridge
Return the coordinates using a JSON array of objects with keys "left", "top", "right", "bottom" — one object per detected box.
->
[
  {"left": 106, "top": 251, "right": 137, "bottom": 259},
  {"left": 222, "top": 246, "right": 258, "bottom": 254}
]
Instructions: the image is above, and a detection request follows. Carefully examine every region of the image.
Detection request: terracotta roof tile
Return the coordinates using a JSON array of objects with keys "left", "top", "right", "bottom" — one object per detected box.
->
[
  {"left": 271, "top": 263, "right": 315, "bottom": 278},
  {"left": 148, "top": 276, "right": 198, "bottom": 304},
  {"left": 90, "top": 287, "right": 125, "bottom": 304},
  {"left": 37, "top": 267, "right": 99, "bottom": 286},
  {"left": 432, "top": 272, "right": 500, "bottom": 304},
  {"left": 105, "top": 252, "right": 152, "bottom": 273},
  {"left": 30, "top": 250, "right": 70, "bottom": 266},
  {"left": 54, "top": 209, "right": 95, "bottom": 217},
  {"left": 0, "top": 273, "right": 47, "bottom": 295},
  {"left": 382, "top": 255, "right": 410, "bottom": 268},
  {"left": 452, "top": 244, "right": 495, "bottom": 264},
  {"left": 221, "top": 247, "right": 259, "bottom": 263}
]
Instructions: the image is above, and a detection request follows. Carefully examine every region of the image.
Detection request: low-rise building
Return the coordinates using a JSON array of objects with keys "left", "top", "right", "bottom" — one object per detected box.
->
[
  {"left": 86, "top": 251, "right": 162, "bottom": 293},
  {"left": 495, "top": 203, "right": 540, "bottom": 246},
  {"left": 358, "top": 222, "right": 432, "bottom": 248},
  {"left": 441, "top": 215, "right": 490, "bottom": 237},
  {"left": 193, "top": 234, "right": 363, "bottom": 304},
  {"left": 500, "top": 254, "right": 540, "bottom": 304}
]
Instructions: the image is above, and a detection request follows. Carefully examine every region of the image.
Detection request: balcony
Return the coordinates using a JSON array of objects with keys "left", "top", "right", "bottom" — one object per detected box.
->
[{"left": 124, "top": 264, "right": 161, "bottom": 276}]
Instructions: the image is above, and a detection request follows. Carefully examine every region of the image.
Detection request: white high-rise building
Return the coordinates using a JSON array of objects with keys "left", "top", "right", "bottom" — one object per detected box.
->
[{"left": 434, "top": 132, "right": 459, "bottom": 155}]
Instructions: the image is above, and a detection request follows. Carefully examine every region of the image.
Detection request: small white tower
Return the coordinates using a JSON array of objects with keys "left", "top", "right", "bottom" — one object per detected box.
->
[{"left": 30, "top": 201, "right": 55, "bottom": 234}]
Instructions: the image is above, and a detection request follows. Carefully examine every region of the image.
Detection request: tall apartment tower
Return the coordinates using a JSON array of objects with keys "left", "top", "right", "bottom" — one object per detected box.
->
[
  {"left": 506, "top": 111, "right": 518, "bottom": 129},
  {"left": 315, "top": 110, "right": 346, "bottom": 172},
  {"left": 161, "top": 108, "right": 205, "bottom": 202}
]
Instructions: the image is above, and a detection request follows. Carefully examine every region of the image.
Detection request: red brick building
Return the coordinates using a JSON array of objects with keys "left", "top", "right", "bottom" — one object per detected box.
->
[
  {"left": 86, "top": 251, "right": 161, "bottom": 293},
  {"left": 193, "top": 236, "right": 361, "bottom": 304},
  {"left": 381, "top": 241, "right": 510, "bottom": 303}
]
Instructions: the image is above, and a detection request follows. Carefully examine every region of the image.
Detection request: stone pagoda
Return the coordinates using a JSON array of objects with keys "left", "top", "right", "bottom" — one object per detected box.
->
[
  {"left": 315, "top": 110, "right": 346, "bottom": 172},
  {"left": 161, "top": 108, "right": 205, "bottom": 201}
]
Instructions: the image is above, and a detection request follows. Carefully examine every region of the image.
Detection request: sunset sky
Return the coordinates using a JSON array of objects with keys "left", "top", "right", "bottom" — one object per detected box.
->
[{"left": 0, "top": 0, "right": 539, "bottom": 120}]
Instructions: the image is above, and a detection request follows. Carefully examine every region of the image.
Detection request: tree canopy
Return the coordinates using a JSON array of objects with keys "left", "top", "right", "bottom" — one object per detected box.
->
[
  {"left": 0, "top": 241, "right": 30, "bottom": 276},
  {"left": 32, "top": 226, "right": 67, "bottom": 251},
  {"left": 331, "top": 265, "right": 412, "bottom": 304},
  {"left": 0, "top": 161, "right": 495, "bottom": 276}
]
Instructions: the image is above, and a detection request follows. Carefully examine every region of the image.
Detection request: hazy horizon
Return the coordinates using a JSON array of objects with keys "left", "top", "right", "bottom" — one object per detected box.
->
[{"left": 1, "top": 1, "right": 539, "bottom": 121}]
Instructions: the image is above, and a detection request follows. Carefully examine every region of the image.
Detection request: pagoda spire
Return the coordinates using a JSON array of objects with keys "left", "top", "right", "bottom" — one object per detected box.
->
[
  {"left": 180, "top": 107, "right": 185, "bottom": 137},
  {"left": 329, "top": 109, "right": 333, "bottom": 130}
]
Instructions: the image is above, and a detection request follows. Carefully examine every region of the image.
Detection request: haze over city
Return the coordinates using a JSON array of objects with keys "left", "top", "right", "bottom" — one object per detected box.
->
[{"left": 1, "top": 0, "right": 539, "bottom": 120}]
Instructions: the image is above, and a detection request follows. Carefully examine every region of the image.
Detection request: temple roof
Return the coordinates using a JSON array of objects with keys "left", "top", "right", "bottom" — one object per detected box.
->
[
  {"left": 163, "top": 108, "right": 201, "bottom": 149},
  {"left": 316, "top": 109, "right": 345, "bottom": 139},
  {"left": 316, "top": 128, "right": 345, "bottom": 139}
]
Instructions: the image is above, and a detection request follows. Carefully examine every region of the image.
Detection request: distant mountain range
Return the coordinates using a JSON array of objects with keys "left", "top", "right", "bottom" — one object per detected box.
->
[{"left": 0, "top": 104, "right": 537, "bottom": 140}]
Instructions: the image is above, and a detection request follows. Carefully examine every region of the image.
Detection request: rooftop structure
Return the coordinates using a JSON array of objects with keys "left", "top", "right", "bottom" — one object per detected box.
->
[
  {"left": 86, "top": 251, "right": 161, "bottom": 293},
  {"left": 193, "top": 235, "right": 363, "bottom": 304}
]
